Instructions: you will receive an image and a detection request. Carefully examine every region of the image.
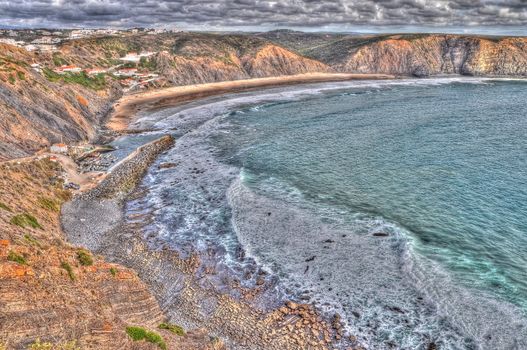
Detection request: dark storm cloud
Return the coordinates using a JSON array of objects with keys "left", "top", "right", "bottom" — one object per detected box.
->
[{"left": 0, "top": 0, "right": 526, "bottom": 30}]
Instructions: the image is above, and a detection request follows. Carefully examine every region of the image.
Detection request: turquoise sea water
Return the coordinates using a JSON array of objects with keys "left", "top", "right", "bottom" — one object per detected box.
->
[
  {"left": 218, "top": 80, "right": 527, "bottom": 308},
  {"left": 129, "top": 78, "right": 527, "bottom": 349}
]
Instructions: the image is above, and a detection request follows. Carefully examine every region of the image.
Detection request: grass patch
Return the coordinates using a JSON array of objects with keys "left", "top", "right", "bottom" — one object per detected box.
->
[
  {"left": 17, "top": 70, "right": 25, "bottom": 80},
  {"left": 38, "top": 197, "right": 59, "bottom": 212},
  {"left": 7, "top": 251, "right": 27, "bottom": 265},
  {"left": 24, "top": 233, "right": 42, "bottom": 248},
  {"left": 158, "top": 322, "right": 185, "bottom": 336},
  {"left": 52, "top": 53, "right": 69, "bottom": 67},
  {"left": 109, "top": 267, "right": 118, "bottom": 276},
  {"left": 43, "top": 68, "right": 61, "bottom": 82},
  {"left": 126, "top": 326, "right": 167, "bottom": 350},
  {"left": 62, "top": 72, "right": 106, "bottom": 90},
  {"left": 29, "top": 339, "right": 80, "bottom": 350},
  {"left": 0, "top": 202, "right": 12, "bottom": 212},
  {"left": 61, "top": 261, "right": 75, "bottom": 281},
  {"left": 76, "top": 249, "right": 93, "bottom": 266},
  {"left": 10, "top": 213, "right": 42, "bottom": 229},
  {"left": 8, "top": 73, "right": 15, "bottom": 84}
]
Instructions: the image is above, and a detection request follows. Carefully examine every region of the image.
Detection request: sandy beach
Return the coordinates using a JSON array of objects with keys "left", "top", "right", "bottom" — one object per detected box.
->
[{"left": 107, "top": 73, "right": 395, "bottom": 131}]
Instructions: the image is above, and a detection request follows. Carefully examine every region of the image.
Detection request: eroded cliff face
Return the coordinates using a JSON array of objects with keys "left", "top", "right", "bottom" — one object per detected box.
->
[
  {"left": 0, "top": 44, "right": 119, "bottom": 161},
  {"left": 304, "top": 34, "right": 527, "bottom": 77},
  {"left": 157, "top": 35, "right": 332, "bottom": 84},
  {"left": 242, "top": 44, "right": 332, "bottom": 77}
]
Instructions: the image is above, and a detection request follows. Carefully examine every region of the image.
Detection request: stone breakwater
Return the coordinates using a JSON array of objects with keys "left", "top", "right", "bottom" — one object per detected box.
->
[
  {"left": 81, "top": 135, "right": 175, "bottom": 200},
  {"left": 62, "top": 134, "right": 362, "bottom": 350}
]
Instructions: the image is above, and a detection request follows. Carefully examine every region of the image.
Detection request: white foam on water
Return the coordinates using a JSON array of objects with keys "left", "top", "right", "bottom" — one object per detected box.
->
[
  {"left": 132, "top": 77, "right": 506, "bottom": 131},
  {"left": 227, "top": 177, "right": 527, "bottom": 349}
]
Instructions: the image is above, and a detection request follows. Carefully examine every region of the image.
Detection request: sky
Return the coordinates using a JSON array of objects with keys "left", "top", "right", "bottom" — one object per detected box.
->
[{"left": 1, "top": 0, "right": 527, "bottom": 35}]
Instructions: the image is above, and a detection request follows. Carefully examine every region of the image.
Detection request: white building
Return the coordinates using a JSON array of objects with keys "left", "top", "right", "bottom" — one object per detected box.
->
[
  {"left": 34, "top": 44, "right": 58, "bottom": 52},
  {"left": 30, "top": 63, "right": 42, "bottom": 73},
  {"left": 50, "top": 143, "right": 68, "bottom": 154},
  {"left": 24, "top": 44, "right": 38, "bottom": 52},
  {"left": 55, "top": 65, "right": 83, "bottom": 74},
  {"left": 115, "top": 68, "right": 138, "bottom": 76},
  {"left": 31, "top": 37, "right": 61, "bottom": 44},
  {"left": 85, "top": 68, "right": 107, "bottom": 75},
  {"left": 119, "top": 51, "right": 155, "bottom": 63}
]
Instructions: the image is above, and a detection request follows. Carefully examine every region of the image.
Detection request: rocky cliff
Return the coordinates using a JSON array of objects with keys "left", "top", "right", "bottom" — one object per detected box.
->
[
  {"left": 0, "top": 158, "right": 223, "bottom": 350},
  {"left": 290, "top": 33, "right": 527, "bottom": 77}
]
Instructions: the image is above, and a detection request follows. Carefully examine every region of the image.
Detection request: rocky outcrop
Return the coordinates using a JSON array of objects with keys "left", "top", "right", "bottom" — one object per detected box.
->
[
  {"left": 302, "top": 34, "right": 527, "bottom": 77},
  {"left": 241, "top": 45, "right": 332, "bottom": 77}
]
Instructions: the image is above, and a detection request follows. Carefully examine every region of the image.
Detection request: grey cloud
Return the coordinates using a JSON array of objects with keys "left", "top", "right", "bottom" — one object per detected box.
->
[{"left": 0, "top": 0, "right": 525, "bottom": 32}]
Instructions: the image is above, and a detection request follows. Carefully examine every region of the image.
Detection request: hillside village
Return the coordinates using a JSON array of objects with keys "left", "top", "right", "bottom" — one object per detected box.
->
[
  {"left": 0, "top": 28, "right": 172, "bottom": 91},
  {"left": 49, "top": 50, "right": 161, "bottom": 91},
  {"left": 0, "top": 27, "right": 179, "bottom": 52}
]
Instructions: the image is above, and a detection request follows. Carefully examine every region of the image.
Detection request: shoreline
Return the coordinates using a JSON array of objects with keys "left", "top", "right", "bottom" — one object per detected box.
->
[
  {"left": 107, "top": 73, "right": 396, "bottom": 131},
  {"left": 62, "top": 134, "right": 358, "bottom": 350},
  {"left": 60, "top": 76, "right": 527, "bottom": 350}
]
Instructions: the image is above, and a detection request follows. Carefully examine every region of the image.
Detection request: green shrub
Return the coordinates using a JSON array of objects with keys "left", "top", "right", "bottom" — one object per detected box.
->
[
  {"left": 61, "top": 72, "right": 106, "bottom": 90},
  {"left": 76, "top": 249, "right": 93, "bottom": 266},
  {"left": 109, "top": 267, "right": 118, "bottom": 276},
  {"left": 159, "top": 322, "right": 185, "bottom": 336},
  {"left": 8, "top": 74, "right": 15, "bottom": 84},
  {"left": 139, "top": 56, "right": 156, "bottom": 70},
  {"left": 28, "top": 339, "right": 52, "bottom": 350},
  {"left": 126, "top": 326, "right": 147, "bottom": 341},
  {"left": 10, "top": 213, "right": 42, "bottom": 229},
  {"left": 143, "top": 332, "right": 166, "bottom": 350},
  {"left": 0, "top": 202, "right": 12, "bottom": 212},
  {"left": 38, "top": 197, "right": 59, "bottom": 212},
  {"left": 61, "top": 261, "right": 75, "bottom": 281},
  {"left": 126, "top": 326, "right": 167, "bottom": 350},
  {"left": 17, "top": 71, "right": 25, "bottom": 80},
  {"left": 7, "top": 251, "right": 27, "bottom": 265}
]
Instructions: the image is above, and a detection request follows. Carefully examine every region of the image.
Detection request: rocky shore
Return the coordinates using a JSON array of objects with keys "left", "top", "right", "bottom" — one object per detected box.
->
[{"left": 62, "top": 134, "right": 362, "bottom": 350}]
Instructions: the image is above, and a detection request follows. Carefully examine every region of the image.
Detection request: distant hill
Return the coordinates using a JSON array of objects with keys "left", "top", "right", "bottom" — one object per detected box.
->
[{"left": 1, "top": 31, "right": 527, "bottom": 159}]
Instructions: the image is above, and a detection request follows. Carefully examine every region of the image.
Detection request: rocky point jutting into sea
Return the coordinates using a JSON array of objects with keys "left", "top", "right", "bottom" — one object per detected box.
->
[{"left": 1, "top": 30, "right": 527, "bottom": 350}]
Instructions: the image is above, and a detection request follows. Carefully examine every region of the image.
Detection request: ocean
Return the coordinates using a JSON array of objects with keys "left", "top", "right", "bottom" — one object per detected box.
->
[{"left": 123, "top": 78, "right": 527, "bottom": 349}]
